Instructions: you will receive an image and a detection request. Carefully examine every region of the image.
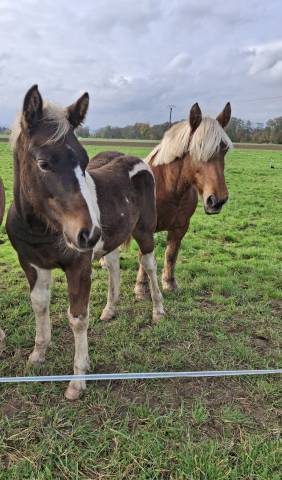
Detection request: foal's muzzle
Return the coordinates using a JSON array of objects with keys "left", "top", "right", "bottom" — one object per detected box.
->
[
  {"left": 78, "top": 227, "right": 101, "bottom": 250},
  {"left": 204, "top": 194, "right": 228, "bottom": 214}
]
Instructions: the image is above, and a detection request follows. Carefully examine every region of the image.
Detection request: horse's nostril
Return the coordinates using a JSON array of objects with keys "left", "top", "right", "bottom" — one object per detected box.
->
[
  {"left": 78, "top": 228, "right": 90, "bottom": 248},
  {"left": 78, "top": 227, "right": 101, "bottom": 249},
  {"left": 206, "top": 195, "right": 217, "bottom": 208}
]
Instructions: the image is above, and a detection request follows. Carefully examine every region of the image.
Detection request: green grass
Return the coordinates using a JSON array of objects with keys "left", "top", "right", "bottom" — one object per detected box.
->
[{"left": 0, "top": 144, "right": 281, "bottom": 478}]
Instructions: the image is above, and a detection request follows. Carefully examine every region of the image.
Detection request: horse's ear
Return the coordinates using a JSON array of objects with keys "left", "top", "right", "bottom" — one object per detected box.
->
[
  {"left": 189, "top": 103, "right": 202, "bottom": 133},
  {"left": 67, "top": 92, "right": 89, "bottom": 128},
  {"left": 22, "top": 84, "right": 43, "bottom": 131},
  {"left": 216, "top": 102, "right": 231, "bottom": 128}
]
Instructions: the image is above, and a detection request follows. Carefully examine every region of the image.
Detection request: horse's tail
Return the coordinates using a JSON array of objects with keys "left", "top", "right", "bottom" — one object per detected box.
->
[{"left": 0, "top": 177, "right": 5, "bottom": 226}]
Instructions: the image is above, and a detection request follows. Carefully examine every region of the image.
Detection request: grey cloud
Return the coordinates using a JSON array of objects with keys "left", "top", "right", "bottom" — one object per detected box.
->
[
  {"left": 0, "top": 0, "right": 282, "bottom": 128},
  {"left": 245, "top": 41, "right": 282, "bottom": 81}
]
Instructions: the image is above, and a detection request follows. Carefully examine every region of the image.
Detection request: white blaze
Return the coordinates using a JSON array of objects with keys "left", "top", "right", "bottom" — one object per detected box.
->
[{"left": 74, "top": 167, "right": 100, "bottom": 235}]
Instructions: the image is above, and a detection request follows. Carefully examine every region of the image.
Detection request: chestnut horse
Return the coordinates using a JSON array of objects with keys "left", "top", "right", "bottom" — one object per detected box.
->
[
  {"left": 95, "top": 102, "right": 232, "bottom": 296},
  {"left": 6, "top": 85, "right": 164, "bottom": 399},
  {"left": 0, "top": 177, "right": 5, "bottom": 347}
]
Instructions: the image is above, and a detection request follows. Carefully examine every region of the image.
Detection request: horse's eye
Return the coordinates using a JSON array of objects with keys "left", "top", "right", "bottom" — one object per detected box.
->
[{"left": 38, "top": 161, "right": 50, "bottom": 172}]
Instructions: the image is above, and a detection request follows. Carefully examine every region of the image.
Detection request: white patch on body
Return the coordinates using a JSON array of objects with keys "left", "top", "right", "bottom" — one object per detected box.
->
[
  {"left": 129, "top": 161, "right": 153, "bottom": 179},
  {"left": 125, "top": 196, "right": 129, "bottom": 203},
  {"left": 74, "top": 167, "right": 100, "bottom": 235}
]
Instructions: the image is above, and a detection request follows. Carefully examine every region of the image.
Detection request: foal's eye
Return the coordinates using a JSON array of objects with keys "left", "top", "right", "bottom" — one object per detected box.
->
[{"left": 38, "top": 161, "right": 50, "bottom": 172}]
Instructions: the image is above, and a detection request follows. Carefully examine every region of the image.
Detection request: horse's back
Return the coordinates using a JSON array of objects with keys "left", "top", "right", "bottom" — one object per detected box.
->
[
  {"left": 88, "top": 151, "right": 124, "bottom": 170},
  {"left": 88, "top": 152, "right": 154, "bottom": 190}
]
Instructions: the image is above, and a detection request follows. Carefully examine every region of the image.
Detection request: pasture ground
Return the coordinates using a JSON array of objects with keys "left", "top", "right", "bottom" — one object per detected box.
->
[{"left": 0, "top": 143, "right": 281, "bottom": 479}]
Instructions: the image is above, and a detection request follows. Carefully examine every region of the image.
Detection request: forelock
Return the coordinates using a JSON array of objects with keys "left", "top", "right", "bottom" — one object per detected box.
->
[
  {"left": 10, "top": 100, "right": 71, "bottom": 151},
  {"left": 144, "top": 117, "right": 233, "bottom": 166}
]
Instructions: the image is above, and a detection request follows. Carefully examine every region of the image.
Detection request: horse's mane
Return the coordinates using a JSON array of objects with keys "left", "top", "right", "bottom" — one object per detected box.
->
[
  {"left": 145, "top": 117, "right": 233, "bottom": 166},
  {"left": 10, "top": 101, "right": 70, "bottom": 150}
]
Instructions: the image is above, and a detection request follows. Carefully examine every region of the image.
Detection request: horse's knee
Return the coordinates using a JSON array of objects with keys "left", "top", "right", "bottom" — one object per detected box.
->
[
  {"left": 68, "top": 308, "right": 89, "bottom": 332},
  {"left": 141, "top": 252, "right": 156, "bottom": 274},
  {"left": 30, "top": 268, "right": 51, "bottom": 315}
]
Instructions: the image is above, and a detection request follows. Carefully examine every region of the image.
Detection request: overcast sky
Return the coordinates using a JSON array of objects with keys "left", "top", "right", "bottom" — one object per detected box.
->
[{"left": 1, "top": 0, "right": 282, "bottom": 129}]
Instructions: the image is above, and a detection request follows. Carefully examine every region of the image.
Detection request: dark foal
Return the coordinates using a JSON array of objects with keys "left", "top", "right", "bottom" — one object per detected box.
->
[
  {"left": 6, "top": 85, "right": 164, "bottom": 399},
  {"left": 95, "top": 102, "right": 232, "bottom": 296}
]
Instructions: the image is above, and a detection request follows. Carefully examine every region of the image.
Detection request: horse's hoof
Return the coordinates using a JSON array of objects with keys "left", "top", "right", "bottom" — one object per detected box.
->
[
  {"left": 162, "top": 279, "right": 178, "bottom": 291},
  {"left": 153, "top": 308, "right": 165, "bottom": 323},
  {"left": 28, "top": 350, "right": 46, "bottom": 365},
  {"left": 135, "top": 291, "right": 150, "bottom": 301},
  {"left": 100, "top": 307, "right": 115, "bottom": 321},
  {"left": 134, "top": 284, "right": 150, "bottom": 301},
  {"left": 65, "top": 381, "right": 86, "bottom": 400},
  {"left": 65, "top": 386, "right": 82, "bottom": 401}
]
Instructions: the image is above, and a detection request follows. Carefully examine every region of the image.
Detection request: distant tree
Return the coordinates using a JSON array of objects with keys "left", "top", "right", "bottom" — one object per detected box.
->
[
  {"left": 266, "top": 117, "right": 282, "bottom": 144},
  {"left": 93, "top": 115, "right": 282, "bottom": 144},
  {"left": 76, "top": 125, "right": 90, "bottom": 137}
]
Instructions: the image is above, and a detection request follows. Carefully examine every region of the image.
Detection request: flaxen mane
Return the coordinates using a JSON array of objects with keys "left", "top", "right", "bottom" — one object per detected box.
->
[
  {"left": 145, "top": 117, "right": 233, "bottom": 166},
  {"left": 10, "top": 101, "right": 70, "bottom": 150}
]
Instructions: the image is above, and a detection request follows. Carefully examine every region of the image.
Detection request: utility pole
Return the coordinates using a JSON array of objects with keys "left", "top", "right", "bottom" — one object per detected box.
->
[{"left": 168, "top": 104, "right": 175, "bottom": 127}]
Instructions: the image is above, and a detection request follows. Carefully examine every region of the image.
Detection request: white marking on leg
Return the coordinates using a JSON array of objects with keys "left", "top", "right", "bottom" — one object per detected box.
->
[
  {"left": 100, "top": 249, "right": 120, "bottom": 321},
  {"left": 129, "top": 161, "right": 153, "bottom": 179},
  {"left": 0, "top": 327, "right": 5, "bottom": 352},
  {"left": 29, "top": 265, "right": 52, "bottom": 364},
  {"left": 141, "top": 252, "right": 165, "bottom": 322},
  {"left": 65, "top": 307, "right": 90, "bottom": 400},
  {"left": 134, "top": 263, "right": 150, "bottom": 300},
  {"left": 74, "top": 167, "right": 100, "bottom": 235}
]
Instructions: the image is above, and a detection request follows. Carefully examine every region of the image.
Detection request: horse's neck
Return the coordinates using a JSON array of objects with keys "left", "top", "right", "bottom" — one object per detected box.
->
[{"left": 152, "top": 155, "right": 194, "bottom": 198}]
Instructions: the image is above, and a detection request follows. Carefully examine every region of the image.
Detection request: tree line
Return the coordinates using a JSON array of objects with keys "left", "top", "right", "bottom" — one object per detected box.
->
[
  {"left": 76, "top": 116, "right": 282, "bottom": 144},
  {"left": 2, "top": 116, "right": 282, "bottom": 143}
]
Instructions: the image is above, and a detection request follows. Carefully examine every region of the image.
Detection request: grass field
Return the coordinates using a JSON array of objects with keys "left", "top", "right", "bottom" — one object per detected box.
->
[{"left": 0, "top": 143, "right": 281, "bottom": 479}]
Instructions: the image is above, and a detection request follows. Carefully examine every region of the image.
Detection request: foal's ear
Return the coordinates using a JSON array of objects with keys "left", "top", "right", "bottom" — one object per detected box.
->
[
  {"left": 216, "top": 102, "right": 231, "bottom": 128},
  {"left": 189, "top": 103, "right": 202, "bottom": 133},
  {"left": 67, "top": 92, "right": 89, "bottom": 128},
  {"left": 22, "top": 84, "right": 43, "bottom": 131}
]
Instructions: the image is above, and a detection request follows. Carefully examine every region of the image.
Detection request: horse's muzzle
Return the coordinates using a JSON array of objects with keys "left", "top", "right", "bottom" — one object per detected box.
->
[
  {"left": 204, "top": 194, "right": 228, "bottom": 214},
  {"left": 77, "top": 226, "right": 101, "bottom": 250}
]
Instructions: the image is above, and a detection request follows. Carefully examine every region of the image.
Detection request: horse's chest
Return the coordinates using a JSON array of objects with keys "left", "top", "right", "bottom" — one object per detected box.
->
[{"left": 156, "top": 188, "right": 198, "bottom": 231}]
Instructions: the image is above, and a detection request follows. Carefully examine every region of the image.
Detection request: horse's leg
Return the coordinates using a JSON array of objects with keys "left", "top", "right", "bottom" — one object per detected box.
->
[
  {"left": 141, "top": 251, "right": 165, "bottom": 322},
  {"left": 133, "top": 229, "right": 164, "bottom": 322},
  {"left": 162, "top": 227, "right": 188, "bottom": 291},
  {"left": 100, "top": 249, "right": 120, "bottom": 321},
  {"left": 65, "top": 259, "right": 92, "bottom": 400},
  {"left": 0, "top": 327, "right": 5, "bottom": 352},
  {"left": 25, "top": 264, "right": 52, "bottom": 365},
  {"left": 134, "top": 263, "right": 150, "bottom": 300}
]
